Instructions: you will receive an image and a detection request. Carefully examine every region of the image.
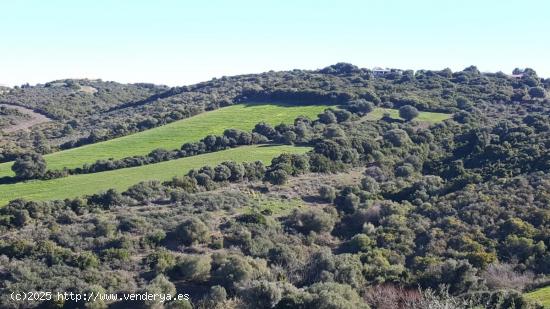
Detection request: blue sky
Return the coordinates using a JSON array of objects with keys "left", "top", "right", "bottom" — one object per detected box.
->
[{"left": 1, "top": 0, "right": 548, "bottom": 86}]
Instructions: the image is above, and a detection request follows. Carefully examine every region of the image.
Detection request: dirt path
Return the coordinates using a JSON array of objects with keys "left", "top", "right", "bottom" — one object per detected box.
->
[{"left": 0, "top": 103, "right": 51, "bottom": 133}]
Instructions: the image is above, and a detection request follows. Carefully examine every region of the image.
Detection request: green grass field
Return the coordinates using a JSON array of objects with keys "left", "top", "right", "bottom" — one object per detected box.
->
[
  {"left": 525, "top": 286, "right": 550, "bottom": 308},
  {"left": 0, "top": 103, "right": 329, "bottom": 178},
  {"left": 0, "top": 145, "right": 310, "bottom": 205},
  {"left": 366, "top": 107, "right": 451, "bottom": 122}
]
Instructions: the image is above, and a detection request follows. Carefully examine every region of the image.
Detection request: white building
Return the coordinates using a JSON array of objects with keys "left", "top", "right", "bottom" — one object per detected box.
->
[{"left": 372, "top": 67, "right": 391, "bottom": 77}]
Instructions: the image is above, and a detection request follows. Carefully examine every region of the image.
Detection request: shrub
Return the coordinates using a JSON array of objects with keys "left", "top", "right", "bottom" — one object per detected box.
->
[
  {"left": 286, "top": 208, "right": 335, "bottom": 234},
  {"left": 395, "top": 163, "right": 415, "bottom": 177},
  {"left": 237, "top": 280, "right": 283, "bottom": 308},
  {"left": 482, "top": 263, "right": 535, "bottom": 291},
  {"left": 170, "top": 255, "right": 212, "bottom": 282},
  {"left": 123, "top": 180, "right": 163, "bottom": 202},
  {"left": 456, "top": 96, "right": 473, "bottom": 109},
  {"left": 348, "top": 234, "right": 374, "bottom": 253},
  {"left": 417, "top": 259, "right": 481, "bottom": 294},
  {"left": 319, "top": 185, "right": 337, "bottom": 203},
  {"left": 146, "top": 250, "right": 177, "bottom": 274},
  {"left": 167, "top": 175, "right": 198, "bottom": 193},
  {"left": 335, "top": 192, "right": 360, "bottom": 213},
  {"left": 361, "top": 176, "right": 380, "bottom": 195},
  {"left": 195, "top": 173, "right": 215, "bottom": 189},
  {"left": 237, "top": 212, "right": 267, "bottom": 225},
  {"left": 211, "top": 254, "right": 255, "bottom": 289},
  {"left": 243, "top": 161, "right": 266, "bottom": 180},
  {"left": 199, "top": 285, "right": 227, "bottom": 308},
  {"left": 94, "top": 219, "right": 116, "bottom": 237},
  {"left": 74, "top": 251, "right": 100, "bottom": 270},
  {"left": 144, "top": 275, "right": 177, "bottom": 307},
  {"left": 101, "top": 248, "right": 131, "bottom": 263},
  {"left": 307, "top": 282, "right": 369, "bottom": 309},
  {"left": 175, "top": 218, "right": 210, "bottom": 246}
]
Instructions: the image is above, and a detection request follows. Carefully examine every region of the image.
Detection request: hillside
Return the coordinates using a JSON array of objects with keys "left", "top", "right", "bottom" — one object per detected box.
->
[
  {"left": 0, "top": 145, "right": 309, "bottom": 205},
  {"left": 0, "top": 103, "right": 329, "bottom": 177},
  {"left": 0, "top": 65, "right": 528, "bottom": 162},
  {"left": 0, "top": 64, "right": 549, "bottom": 309}
]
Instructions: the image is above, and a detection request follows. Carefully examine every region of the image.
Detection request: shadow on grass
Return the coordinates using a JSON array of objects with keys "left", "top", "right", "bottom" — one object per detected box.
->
[
  {"left": 301, "top": 195, "right": 325, "bottom": 203},
  {"left": 0, "top": 176, "right": 19, "bottom": 185},
  {"left": 381, "top": 116, "right": 405, "bottom": 124},
  {"left": 257, "top": 144, "right": 283, "bottom": 148},
  {"left": 256, "top": 143, "right": 311, "bottom": 149},
  {"left": 240, "top": 101, "right": 336, "bottom": 108}
]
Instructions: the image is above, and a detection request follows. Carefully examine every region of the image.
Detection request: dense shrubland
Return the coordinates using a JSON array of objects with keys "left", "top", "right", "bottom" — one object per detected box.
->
[{"left": 0, "top": 64, "right": 549, "bottom": 308}]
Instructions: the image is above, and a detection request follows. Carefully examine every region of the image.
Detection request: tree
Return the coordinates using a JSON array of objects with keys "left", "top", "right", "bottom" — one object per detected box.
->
[
  {"left": 334, "top": 110, "right": 352, "bottom": 122},
  {"left": 529, "top": 86, "right": 546, "bottom": 98},
  {"left": 319, "top": 109, "right": 338, "bottom": 124},
  {"left": 265, "top": 169, "right": 288, "bottom": 185},
  {"left": 399, "top": 105, "right": 419, "bottom": 121},
  {"left": 221, "top": 161, "right": 246, "bottom": 181},
  {"left": 281, "top": 131, "right": 297, "bottom": 145},
  {"left": 319, "top": 62, "right": 360, "bottom": 75},
  {"left": 346, "top": 99, "right": 375, "bottom": 114},
  {"left": 384, "top": 129, "right": 411, "bottom": 147},
  {"left": 87, "top": 189, "right": 125, "bottom": 209},
  {"left": 253, "top": 122, "right": 278, "bottom": 140},
  {"left": 214, "top": 164, "right": 232, "bottom": 181},
  {"left": 12, "top": 153, "right": 47, "bottom": 180},
  {"left": 243, "top": 161, "right": 266, "bottom": 181}
]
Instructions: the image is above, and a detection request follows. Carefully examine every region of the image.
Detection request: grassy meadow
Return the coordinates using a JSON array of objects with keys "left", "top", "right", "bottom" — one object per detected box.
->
[
  {"left": 366, "top": 107, "right": 451, "bottom": 122},
  {"left": 0, "top": 103, "right": 330, "bottom": 177},
  {"left": 525, "top": 286, "right": 550, "bottom": 308},
  {"left": 0, "top": 145, "right": 310, "bottom": 205}
]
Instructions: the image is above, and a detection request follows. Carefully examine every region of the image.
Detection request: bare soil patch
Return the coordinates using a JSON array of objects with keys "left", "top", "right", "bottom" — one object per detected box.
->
[{"left": 0, "top": 103, "right": 52, "bottom": 133}]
